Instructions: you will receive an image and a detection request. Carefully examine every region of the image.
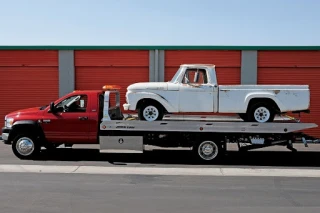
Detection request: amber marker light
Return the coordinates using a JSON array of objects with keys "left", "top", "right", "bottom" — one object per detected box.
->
[{"left": 102, "top": 85, "right": 121, "bottom": 90}]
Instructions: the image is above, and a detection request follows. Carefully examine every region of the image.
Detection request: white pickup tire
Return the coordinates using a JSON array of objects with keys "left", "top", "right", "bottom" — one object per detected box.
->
[
  {"left": 138, "top": 101, "right": 164, "bottom": 121},
  {"left": 247, "top": 102, "right": 276, "bottom": 123}
]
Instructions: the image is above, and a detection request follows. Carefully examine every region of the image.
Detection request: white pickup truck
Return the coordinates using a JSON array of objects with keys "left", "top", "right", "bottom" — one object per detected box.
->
[{"left": 123, "top": 64, "right": 310, "bottom": 122}]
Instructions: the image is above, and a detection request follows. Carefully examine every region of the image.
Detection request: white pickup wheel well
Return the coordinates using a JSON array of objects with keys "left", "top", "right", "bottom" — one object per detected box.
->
[
  {"left": 136, "top": 98, "right": 166, "bottom": 121},
  {"left": 247, "top": 98, "right": 280, "bottom": 113},
  {"left": 246, "top": 98, "right": 280, "bottom": 122},
  {"left": 136, "top": 98, "right": 167, "bottom": 113}
]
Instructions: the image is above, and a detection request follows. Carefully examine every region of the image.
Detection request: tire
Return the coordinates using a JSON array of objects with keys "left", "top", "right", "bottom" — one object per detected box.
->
[
  {"left": 247, "top": 102, "right": 275, "bottom": 123},
  {"left": 193, "top": 140, "right": 222, "bottom": 163},
  {"left": 12, "top": 134, "right": 40, "bottom": 159},
  {"left": 138, "top": 102, "right": 164, "bottom": 121}
]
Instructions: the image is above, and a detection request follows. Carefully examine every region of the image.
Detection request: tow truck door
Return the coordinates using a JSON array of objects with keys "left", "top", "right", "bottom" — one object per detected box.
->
[{"left": 40, "top": 94, "right": 91, "bottom": 143}]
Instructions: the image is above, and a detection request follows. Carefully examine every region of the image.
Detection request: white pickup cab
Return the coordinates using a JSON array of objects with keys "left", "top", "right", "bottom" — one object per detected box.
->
[{"left": 123, "top": 64, "right": 310, "bottom": 122}]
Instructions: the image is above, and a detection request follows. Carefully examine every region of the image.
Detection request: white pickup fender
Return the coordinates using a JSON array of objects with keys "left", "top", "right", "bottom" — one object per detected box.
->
[
  {"left": 244, "top": 92, "right": 286, "bottom": 111},
  {"left": 127, "top": 91, "right": 178, "bottom": 112}
]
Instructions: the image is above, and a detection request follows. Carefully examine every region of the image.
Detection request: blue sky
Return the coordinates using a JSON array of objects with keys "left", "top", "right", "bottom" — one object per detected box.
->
[{"left": 0, "top": 0, "right": 319, "bottom": 45}]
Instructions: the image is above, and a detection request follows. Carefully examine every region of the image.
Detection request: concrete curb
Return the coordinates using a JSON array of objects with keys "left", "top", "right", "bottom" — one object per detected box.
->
[{"left": 0, "top": 164, "right": 320, "bottom": 177}]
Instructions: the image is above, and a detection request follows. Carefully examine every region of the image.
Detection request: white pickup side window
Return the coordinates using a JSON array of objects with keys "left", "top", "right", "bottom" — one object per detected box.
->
[{"left": 182, "top": 69, "right": 208, "bottom": 85}]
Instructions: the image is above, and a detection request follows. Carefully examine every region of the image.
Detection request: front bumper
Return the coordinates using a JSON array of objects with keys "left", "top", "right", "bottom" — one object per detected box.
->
[
  {"left": 123, "top": 103, "right": 130, "bottom": 111},
  {"left": 1, "top": 127, "right": 11, "bottom": 142}
]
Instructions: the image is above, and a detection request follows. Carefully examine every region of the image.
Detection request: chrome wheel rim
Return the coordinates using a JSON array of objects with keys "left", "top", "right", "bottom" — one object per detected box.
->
[
  {"left": 254, "top": 107, "right": 270, "bottom": 123},
  {"left": 143, "top": 106, "right": 159, "bottom": 121},
  {"left": 16, "top": 137, "right": 35, "bottom": 156},
  {"left": 198, "top": 141, "right": 218, "bottom": 161}
]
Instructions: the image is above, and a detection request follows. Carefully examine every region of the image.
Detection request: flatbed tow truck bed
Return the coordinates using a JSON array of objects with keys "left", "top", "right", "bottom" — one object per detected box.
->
[
  {"left": 96, "top": 88, "right": 319, "bottom": 162},
  {"left": 99, "top": 119, "right": 318, "bottom": 163},
  {"left": 98, "top": 118, "right": 319, "bottom": 162}
]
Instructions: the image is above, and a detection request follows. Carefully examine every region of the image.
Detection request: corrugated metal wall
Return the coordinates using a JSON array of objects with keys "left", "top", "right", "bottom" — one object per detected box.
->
[
  {"left": 0, "top": 50, "right": 59, "bottom": 121},
  {"left": 258, "top": 50, "right": 320, "bottom": 138},
  {"left": 74, "top": 50, "right": 149, "bottom": 107}
]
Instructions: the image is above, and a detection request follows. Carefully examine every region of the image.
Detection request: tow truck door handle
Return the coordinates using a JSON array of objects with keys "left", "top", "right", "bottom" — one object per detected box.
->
[{"left": 78, "top": 116, "right": 88, "bottom": 120}]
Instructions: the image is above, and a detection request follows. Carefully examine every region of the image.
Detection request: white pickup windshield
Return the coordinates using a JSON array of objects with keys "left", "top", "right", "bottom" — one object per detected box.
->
[{"left": 169, "top": 67, "right": 183, "bottom": 83}]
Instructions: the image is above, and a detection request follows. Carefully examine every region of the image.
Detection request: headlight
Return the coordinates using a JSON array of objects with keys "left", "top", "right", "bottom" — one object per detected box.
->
[{"left": 5, "top": 118, "right": 14, "bottom": 128}]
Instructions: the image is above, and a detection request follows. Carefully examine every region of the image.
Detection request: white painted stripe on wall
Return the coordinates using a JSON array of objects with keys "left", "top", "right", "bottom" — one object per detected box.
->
[{"left": 0, "top": 164, "right": 320, "bottom": 177}]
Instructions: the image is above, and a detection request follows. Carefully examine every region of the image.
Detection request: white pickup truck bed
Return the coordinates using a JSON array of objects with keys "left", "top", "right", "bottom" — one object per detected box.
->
[{"left": 218, "top": 85, "right": 310, "bottom": 113}]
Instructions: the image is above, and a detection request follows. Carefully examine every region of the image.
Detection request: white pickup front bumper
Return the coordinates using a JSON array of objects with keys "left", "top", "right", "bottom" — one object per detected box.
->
[{"left": 123, "top": 103, "right": 130, "bottom": 111}]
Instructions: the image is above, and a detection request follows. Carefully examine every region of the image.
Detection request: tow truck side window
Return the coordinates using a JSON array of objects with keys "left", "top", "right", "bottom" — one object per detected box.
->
[{"left": 55, "top": 95, "right": 88, "bottom": 113}]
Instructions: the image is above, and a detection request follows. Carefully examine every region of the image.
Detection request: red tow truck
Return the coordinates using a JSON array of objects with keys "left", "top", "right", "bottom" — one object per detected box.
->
[{"left": 1, "top": 85, "right": 319, "bottom": 162}]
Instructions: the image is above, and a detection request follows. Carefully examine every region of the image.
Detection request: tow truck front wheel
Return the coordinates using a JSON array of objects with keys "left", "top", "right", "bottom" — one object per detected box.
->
[
  {"left": 12, "top": 134, "right": 40, "bottom": 159},
  {"left": 193, "top": 140, "right": 222, "bottom": 163}
]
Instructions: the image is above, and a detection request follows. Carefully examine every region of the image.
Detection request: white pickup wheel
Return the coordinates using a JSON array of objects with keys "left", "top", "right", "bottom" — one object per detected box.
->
[
  {"left": 138, "top": 102, "right": 164, "bottom": 121},
  {"left": 12, "top": 134, "right": 40, "bottom": 159},
  {"left": 193, "top": 140, "right": 222, "bottom": 162},
  {"left": 254, "top": 106, "right": 271, "bottom": 122},
  {"left": 247, "top": 102, "right": 275, "bottom": 123}
]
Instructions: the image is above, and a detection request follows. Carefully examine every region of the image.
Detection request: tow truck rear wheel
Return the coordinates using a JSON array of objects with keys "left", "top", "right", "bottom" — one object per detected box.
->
[
  {"left": 193, "top": 140, "right": 222, "bottom": 163},
  {"left": 12, "top": 134, "right": 40, "bottom": 159}
]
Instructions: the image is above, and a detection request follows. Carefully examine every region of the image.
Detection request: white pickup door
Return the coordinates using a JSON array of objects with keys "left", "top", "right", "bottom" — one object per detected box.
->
[
  {"left": 178, "top": 83, "right": 217, "bottom": 112},
  {"left": 177, "top": 68, "right": 219, "bottom": 112}
]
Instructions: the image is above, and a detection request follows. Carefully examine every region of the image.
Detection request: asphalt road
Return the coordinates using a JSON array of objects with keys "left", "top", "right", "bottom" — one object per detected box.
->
[
  {"left": 1, "top": 140, "right": 320, "bottom": 168},
  {"left": 1, "top": 140, "right": 320, "bottom": 213},
  {"left": 1, "top": 173, "right": 320, "bottom": 213}
]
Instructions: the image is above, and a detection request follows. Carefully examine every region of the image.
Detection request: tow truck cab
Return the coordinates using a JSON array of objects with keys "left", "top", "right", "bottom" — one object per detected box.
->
[{"left": 2, "top": 85, "right": 123, "bottom": 157}]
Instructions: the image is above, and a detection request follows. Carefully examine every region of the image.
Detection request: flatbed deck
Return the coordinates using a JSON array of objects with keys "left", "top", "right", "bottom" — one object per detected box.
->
[
  {"left": 100, "top": 120, "right": 317, "bottom": 134},
  {"left": 98, "top": 115, "right": 319, "bottom": 160}
]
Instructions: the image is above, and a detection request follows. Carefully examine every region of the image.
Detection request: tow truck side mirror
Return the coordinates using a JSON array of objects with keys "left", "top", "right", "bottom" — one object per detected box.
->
[{"left": 49, "top": 102, "right": 55, "bottom": 113}]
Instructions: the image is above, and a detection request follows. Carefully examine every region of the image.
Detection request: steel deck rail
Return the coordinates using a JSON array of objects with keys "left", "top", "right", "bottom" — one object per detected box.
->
[{"left": 100, "top": 120, "right": 318, "bottom": 134}]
